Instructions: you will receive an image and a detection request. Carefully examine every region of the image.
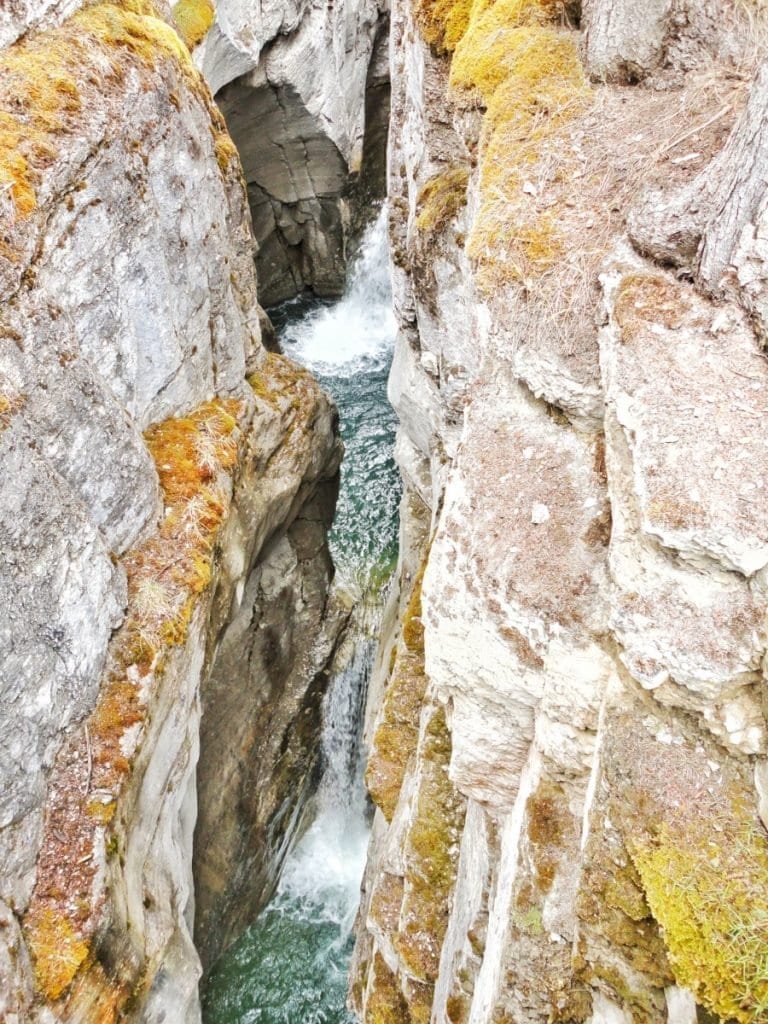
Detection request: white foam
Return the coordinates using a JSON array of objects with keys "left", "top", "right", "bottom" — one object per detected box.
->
[{"left": 281, "top": 207, "right": 396, "bottom": 374}]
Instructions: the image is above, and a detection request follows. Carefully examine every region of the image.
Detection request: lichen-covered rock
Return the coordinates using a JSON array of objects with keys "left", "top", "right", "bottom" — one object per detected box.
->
[
  {"left": 354, "top": 0, "right": 768, "bottom": 1020},
  {"left": 0, "top": 2, "right": 344, "bottom": 1020}
]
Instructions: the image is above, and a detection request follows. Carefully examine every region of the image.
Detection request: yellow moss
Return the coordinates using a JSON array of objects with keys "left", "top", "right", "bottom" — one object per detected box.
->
[
  {"left": 413, "top": 0, "right": 474, "bottom": 53},
  {"left": 417, "top": 0, "right": 590, "bottom": 290},
  {"left": 213, "top": 131, "right": 239, "bottom": 174},
  {"left": 172, "top": 0, "right": 215, "bottom": 49},
  {"left": 446, "top": 993, "right": 470, "bottom": 1024},
  {"left": 365, "top": 953, "right": 412, "bottom": 1024},
  {"left": 395, "top": 708, "right": 466, "bottom": 983},
  {"left": 85, "top": 799, "right": 116, "bottom": 825},
  {"left": 415, "top": 165, "right": 470, "bottom": 235},
  {"left": 248, "top": 352, "right": 312, "bottom": 410},
  {"left": 0, "top": 1, "right": 195, "bottom": 222},
  {"left": 632, "top": 821, "right": 768, "bottom": 1023},
  {"left": 403, "top": 979, "right": 433, "bottom": 1024},
  {"left": 25, "top": 908, "right": 90, "bottom": 1001},
  {"left": 366, "top": 556, "right": 429, "bottom": 821},
  {"left": 248, "top": 352, "right": 323, "bottom": 467},
  {"left": 450, "top": 1, "right": 567, "bottom": 97},
  {"left": 414, "top": 0, "right": 565, "bottom": 53}
]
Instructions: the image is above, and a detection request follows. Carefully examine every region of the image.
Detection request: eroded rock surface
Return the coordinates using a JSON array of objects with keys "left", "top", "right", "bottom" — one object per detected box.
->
[
  {"left": 354, "top": 0, "right": 768, "bottom": 1021},
  {"left": 197, "top": 0, "right": 389, "bottom": 304},
  {"left": 0, "top": 3, "right": 344, "bottom": 1020}
]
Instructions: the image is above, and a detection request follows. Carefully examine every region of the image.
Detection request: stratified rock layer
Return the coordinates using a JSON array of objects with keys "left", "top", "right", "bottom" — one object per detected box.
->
[
  {"left": 197, "top": 0, "right": 389, "bottom": 304},
  {"left": 353, "top": 1, "right": 768, "bottom": 1022},
  {"left": 0, "top": 3, "right": 343, "bottom": 1020}
]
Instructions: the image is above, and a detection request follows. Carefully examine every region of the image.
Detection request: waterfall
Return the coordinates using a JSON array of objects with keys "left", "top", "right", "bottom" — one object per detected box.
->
[
  {"left": 279, "top": 210, "right": 396, "bottom": 375},
  {"left": 202, "top": 206, "right": 399, "bottom": 1024}
]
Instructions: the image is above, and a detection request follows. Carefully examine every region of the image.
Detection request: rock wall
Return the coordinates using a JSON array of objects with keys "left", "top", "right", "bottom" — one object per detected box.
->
[
  {"left": 196, "top": 0, "right": 390, "bottom": 305},
  {"left": 353, "top": 2, "right": 768, "bottom": 1022},
  {"left": 0, "top": 2, "right": 344, "bottom": 1020}
]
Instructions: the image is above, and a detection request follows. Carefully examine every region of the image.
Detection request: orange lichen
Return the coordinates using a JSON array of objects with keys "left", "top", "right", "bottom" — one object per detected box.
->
[
  {"left": 25, "top": 908, "right": 90, "bottom": 1002},
  {"left": 24, "top": 398, "right": 243, "bottom": 1005}
]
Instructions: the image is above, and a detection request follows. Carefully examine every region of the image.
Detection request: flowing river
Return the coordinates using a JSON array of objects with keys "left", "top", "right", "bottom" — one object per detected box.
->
[{"left": 201, "top": 207, "right": 399, "bottom": 1024}]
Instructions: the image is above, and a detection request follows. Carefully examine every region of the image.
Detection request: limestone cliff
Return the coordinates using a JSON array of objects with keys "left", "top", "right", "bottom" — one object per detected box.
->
[
  {"left": 196, "top": 0, "right": 391, "bottom": 304},
  {"left": 0, "top": 2, "right": 345, "bottom": 1020},
  {"left": 353, "top": 2, "right": 768, "bottom": 1023}
]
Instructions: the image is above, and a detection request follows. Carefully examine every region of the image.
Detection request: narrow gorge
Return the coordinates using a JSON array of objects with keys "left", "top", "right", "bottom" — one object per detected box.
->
[{"left": 2, "top": 0, "right": 768, "bottom": 1023}]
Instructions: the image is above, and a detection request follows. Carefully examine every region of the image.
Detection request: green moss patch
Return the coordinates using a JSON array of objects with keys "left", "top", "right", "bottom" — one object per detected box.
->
[
  {"left": 578, "top": 710, "right": 768, "bottom": 1023},
  {"left": 632, "top": 819, "right": 768, "bottom": 1023}
]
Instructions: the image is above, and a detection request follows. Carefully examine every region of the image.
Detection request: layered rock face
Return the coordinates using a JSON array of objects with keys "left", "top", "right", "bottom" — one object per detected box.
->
[
  {"left": 196, "top": 0, "right": 390, "bottom": 304},
  {"left": 0, "top": 2, "right": 344, "bottom": 1020},
  {"left": 353, "top": 2, "right": 768, "bottom": 1022}
]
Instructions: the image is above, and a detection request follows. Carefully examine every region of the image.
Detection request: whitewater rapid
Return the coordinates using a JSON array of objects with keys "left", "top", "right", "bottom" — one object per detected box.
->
[{"left": 202, "top": 206, "right": 399, "bottom": 1024}]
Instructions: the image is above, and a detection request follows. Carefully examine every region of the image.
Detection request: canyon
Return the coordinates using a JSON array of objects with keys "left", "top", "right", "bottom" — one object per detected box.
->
[{"left": 1, "top": 0, "right": 768, "bottom": 1022}]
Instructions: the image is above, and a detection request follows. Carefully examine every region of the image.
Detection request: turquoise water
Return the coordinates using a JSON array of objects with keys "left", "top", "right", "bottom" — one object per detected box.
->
[{"left": 201, "top": 209, "right": 399, "bottom": 1024}]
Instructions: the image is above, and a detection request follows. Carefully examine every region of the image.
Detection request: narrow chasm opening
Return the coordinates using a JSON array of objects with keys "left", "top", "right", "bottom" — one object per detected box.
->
[
  {"left": 198, "top": 26, "right": 397, "bottom": 1023},
  {"left": 201, "top": 208, "right": 400, "bottom": 1024}
]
